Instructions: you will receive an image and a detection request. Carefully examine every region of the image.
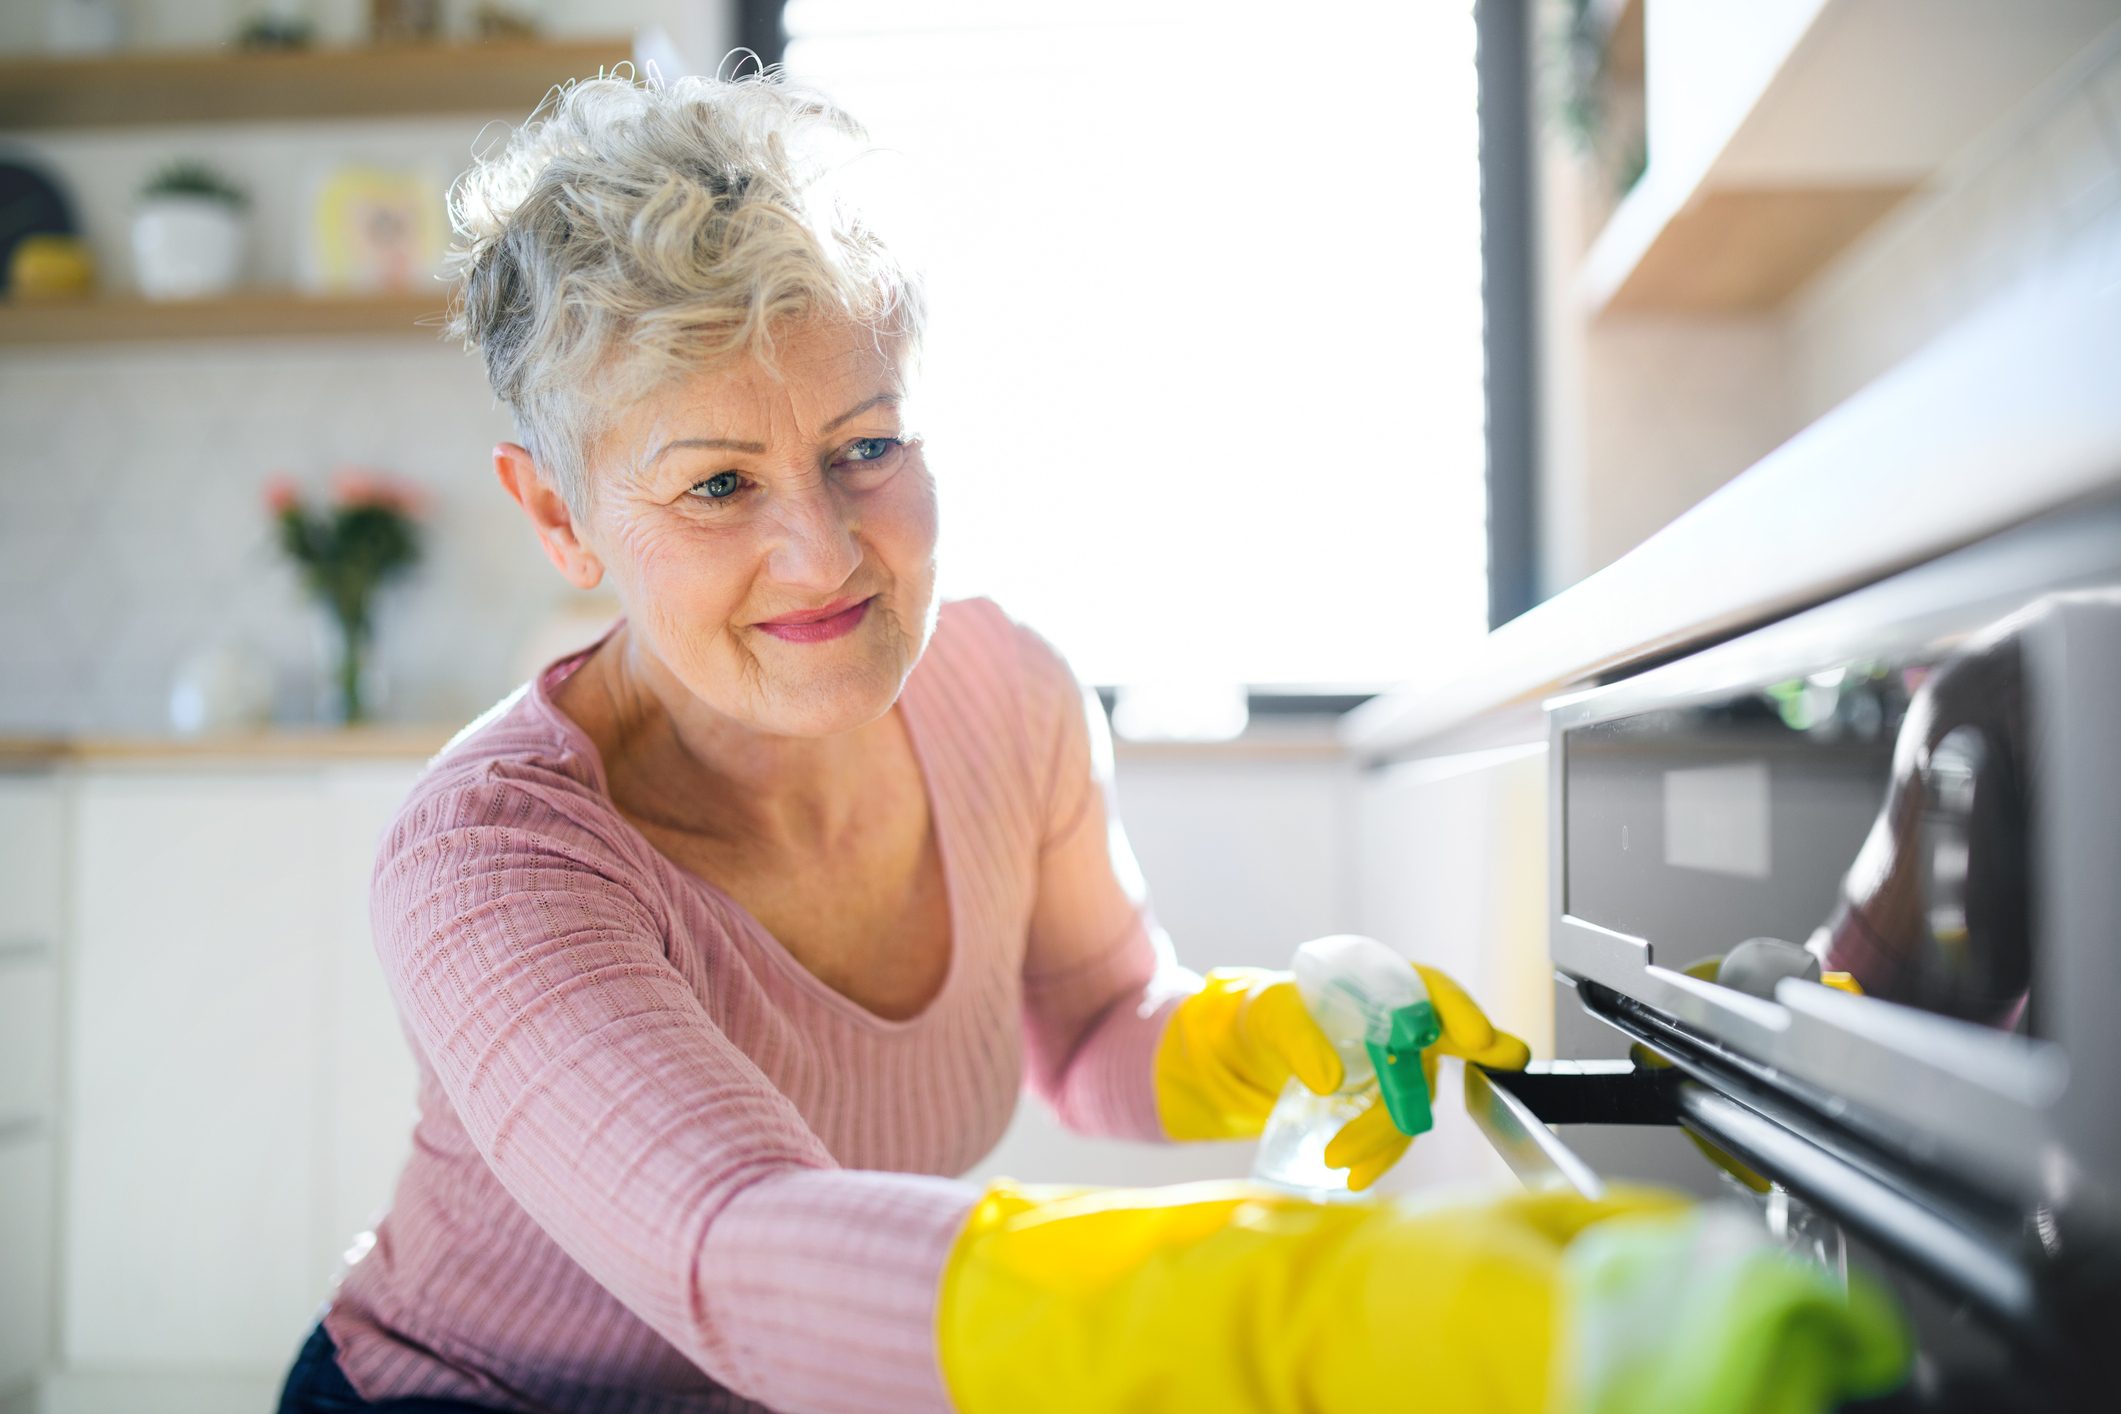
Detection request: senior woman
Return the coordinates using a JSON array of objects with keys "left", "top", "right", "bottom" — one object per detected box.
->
[{"left": 275, "top": 70, "right": 1906, "bottom": 1414}]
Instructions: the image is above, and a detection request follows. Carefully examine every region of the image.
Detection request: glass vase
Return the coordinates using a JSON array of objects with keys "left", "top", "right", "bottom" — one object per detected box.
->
[{"left": 314, "top": 604, "right": 387, "bottom": 726}]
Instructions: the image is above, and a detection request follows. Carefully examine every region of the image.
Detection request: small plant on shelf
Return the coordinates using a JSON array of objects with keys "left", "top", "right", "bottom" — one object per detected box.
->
[
  {"left": 265, "top": 467, "right": 428, "bottom": 725},
  {"left": 235, "top": 14, "right": 315, "bottom": 50},
  {"left": 140, "top": 160, "right": 249, "bottom": 208},
  {"left": 134, "top": 160, "right": 250, "bottom": 300}
]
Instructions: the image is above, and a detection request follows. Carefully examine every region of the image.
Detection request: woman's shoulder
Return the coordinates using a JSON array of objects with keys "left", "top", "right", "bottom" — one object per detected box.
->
[
  {"left": 930, "top": 595, "right": 1081, "bottom": 702},
  {"left": 373, "top": 683, "right": 652, "bottom": 887},
  {"left": 401, "top": 680, "right": 593, "bottom": 804},
  {"left": 924, "top": 597, "right": 1090, "bottom": 784}
]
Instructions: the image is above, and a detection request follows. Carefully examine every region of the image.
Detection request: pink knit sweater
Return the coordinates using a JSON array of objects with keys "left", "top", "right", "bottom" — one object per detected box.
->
[{"left": 321, "top": 596, "right": 1201, "bottom": 1412}]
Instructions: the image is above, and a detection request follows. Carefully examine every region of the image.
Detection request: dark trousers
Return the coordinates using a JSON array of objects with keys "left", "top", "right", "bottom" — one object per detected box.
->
[{"left": 276, "top": 1318, "right": 500, "bottom": 1413}]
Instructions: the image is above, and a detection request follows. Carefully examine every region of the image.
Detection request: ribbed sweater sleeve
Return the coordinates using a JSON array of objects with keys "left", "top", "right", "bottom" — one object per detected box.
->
[
  {"left": 369, "top": 768, "right": 975, "bottom": 1412},
  {"left": 1012, "top": 623, "right": 1203, "bottom": 1141}
]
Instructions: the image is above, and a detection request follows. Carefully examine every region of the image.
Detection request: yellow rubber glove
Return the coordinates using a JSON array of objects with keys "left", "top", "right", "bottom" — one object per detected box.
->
[
  {"left": 1152, "top": 967, "right": 1343, "bottom": 1140},
  {"left": 1154, "top": 962, "right": 1531, "bottom": 1189},
  {"left": 936, "top": 1178, "right": 1689, "bottom": 1414},
  {"left": 1324, "top": 964, "right": 1533, "bottom": 1189}
]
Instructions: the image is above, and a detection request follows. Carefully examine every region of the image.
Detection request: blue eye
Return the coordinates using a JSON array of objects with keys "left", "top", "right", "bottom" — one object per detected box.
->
[
  {"left": 689, "top": 471, "right": 743, "bottom": 502},
  {"left": 838, "top": 436, "right": 904, "bottom": 465}
]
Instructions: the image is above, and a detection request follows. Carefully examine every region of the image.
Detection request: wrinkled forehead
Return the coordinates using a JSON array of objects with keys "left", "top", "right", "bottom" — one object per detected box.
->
[{"left": 595, "top": 319, "right": 913, "bottom": 473}]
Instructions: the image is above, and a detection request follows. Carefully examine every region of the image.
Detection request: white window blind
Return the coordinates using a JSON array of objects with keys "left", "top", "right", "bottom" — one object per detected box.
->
[{"left": 783, "top": 0, "right": 1488, "bottom": 693}]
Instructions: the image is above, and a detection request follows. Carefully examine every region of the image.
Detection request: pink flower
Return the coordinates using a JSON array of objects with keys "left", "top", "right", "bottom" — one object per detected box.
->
[
  {"left": 329, "top": 465, "right": 429, "bottom": 518},
  {"left": 391, "top": 480, "right": 433, "bottom": 518},
  {"left": 263, "top": 473, "right": 303, "bottom": 516},
  {"left": 329, "top": 465, "right": 385, "bottom": 506}
]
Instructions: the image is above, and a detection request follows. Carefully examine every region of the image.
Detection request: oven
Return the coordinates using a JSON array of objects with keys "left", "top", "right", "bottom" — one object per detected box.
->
[{"left": 1467, "top": 493, "right": 2121, "bottom": 1410}]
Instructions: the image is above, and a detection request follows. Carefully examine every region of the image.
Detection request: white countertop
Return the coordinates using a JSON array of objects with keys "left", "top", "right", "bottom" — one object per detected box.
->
[{"left": 1342, "top": 239, "right": 2121, "bottom": 762}]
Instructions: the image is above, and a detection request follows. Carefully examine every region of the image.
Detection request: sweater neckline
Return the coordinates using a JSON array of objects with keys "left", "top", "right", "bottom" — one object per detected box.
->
[{"left": 526, "top": 615, "right": 963, "bottom": 1035}]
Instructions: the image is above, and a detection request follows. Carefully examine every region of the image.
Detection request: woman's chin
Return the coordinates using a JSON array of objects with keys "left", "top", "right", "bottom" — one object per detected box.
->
[{"left": 751, "top": 658, "right": 909, "bottom": 737}]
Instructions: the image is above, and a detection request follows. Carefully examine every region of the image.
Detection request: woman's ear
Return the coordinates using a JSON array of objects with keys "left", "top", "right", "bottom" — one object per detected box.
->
[{"left": 494, "top": 442, "right": 604, "bottom": 590}]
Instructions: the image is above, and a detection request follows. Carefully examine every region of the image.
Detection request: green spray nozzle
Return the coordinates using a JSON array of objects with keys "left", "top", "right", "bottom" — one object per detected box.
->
[{"left": 1366, "top": 999, "right": 1441, "bottom": 1138}]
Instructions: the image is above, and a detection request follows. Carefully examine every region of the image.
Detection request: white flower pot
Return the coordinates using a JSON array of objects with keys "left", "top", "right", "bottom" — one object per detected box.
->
[{"left": 132, "top": 196, "right": 246, "bottom": 300}]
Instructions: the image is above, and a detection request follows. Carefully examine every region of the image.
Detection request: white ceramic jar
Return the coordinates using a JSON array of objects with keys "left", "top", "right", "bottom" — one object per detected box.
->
[{"left": 132, "top": 196, "right": 245, "bottom": 300}]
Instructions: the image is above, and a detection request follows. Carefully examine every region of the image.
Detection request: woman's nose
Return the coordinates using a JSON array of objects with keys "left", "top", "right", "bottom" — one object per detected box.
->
[{"left": 763, "top": 478, "right": 861, "bottom": 589}]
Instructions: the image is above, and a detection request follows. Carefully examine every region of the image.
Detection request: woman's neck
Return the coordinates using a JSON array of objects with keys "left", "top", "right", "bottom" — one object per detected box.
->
[{"left": 557, "top": 620, "right": 892, "bottom": 855}]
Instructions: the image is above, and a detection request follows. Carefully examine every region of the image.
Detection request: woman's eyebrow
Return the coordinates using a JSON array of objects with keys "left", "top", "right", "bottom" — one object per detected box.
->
[
  {"left": 821, "top": 392, "right": 901, "bottom": 433},
  {"left": 649, "top": 436, "right": 767, "bottom": 464},
  {"left": 647, "top": 393, "right": 902, "bottom": 466}
]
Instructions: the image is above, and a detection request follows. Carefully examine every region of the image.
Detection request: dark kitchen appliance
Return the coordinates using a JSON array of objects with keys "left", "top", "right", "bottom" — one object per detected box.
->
[{"left": 1470, "top": 493, "right": 2121, "bottom": 1410}]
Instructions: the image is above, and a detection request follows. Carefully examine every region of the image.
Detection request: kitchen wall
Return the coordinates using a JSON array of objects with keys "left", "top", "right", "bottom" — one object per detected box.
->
[
  {"left": 0, "top": 339, "right": 552, "bottom": 731},
  {"left": 1785, "top": 30, "right": 2121, "bottom": 425},
  {"left": 1534, "top": 14, "right": 2121, "bottom": 599},
  {"left": 0, "top": 1, "right": 732, "bottom": 735}
]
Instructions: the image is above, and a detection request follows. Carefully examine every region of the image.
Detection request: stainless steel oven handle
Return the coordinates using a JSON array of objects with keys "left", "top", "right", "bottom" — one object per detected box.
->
[{"left": 1462, "top": 1062, "right": 1607, "bottom": 1199}]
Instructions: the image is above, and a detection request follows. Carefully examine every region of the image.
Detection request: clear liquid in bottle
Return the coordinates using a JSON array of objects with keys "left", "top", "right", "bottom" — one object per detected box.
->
[
  {"left": 1250, "top": 1079, "right": 1374, "bottom": 1200},
  {"left": 1248, "top": 934, "right": 1431, "bottom": 1200}
]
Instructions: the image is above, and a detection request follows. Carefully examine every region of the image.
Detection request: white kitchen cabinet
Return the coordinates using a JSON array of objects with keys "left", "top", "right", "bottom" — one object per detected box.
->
[
  {"left": 317, "top": 767, "right": 424, "bottom": 1302},
  {"left": 65, "top": 771, "right": 329, "bottom": 1370},
  {"left": 0, "top": 772, "right": 65, "bottom": 951},
  {"left": 0, "top": 768, "right": 66, "bottom": 1407},
  {"left": 0, "top": 959, "right": 58, "bottom": 1129},
  {"left": 56, "top": 761, "right": 421, "bottom": 1400},
  {"left": 0, "top": 1130, "right": 57, "bottom": 1408},
  {"left": 0, "top": 956, "right": 59, "bottom": 1404},
  {"left": 1350, "top": 738, "right": 1553, "bottom": 1195}
]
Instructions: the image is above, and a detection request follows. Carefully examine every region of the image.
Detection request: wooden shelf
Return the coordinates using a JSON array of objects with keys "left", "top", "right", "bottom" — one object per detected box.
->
[
  {"left": 0, "top": 725, "right": 459, "bottom": 762},
  {"left": 0, "top": 291, "right": 447, "bottom": 345},
  {"left": 1582, "top": 176, "right": 1913, "bottom": 315},
  {"left": 1576, "top": 0, "right": 2117, "bottom": 317},
  {"left": 0, "top": 36, "right": 638, "bottom": 129}
]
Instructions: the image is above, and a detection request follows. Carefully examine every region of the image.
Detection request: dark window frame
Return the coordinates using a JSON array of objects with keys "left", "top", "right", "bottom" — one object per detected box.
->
[
  {"left": 1475, "top": 0, "right": 1542, "bottom": 630},
  {"left": 736, "top": 0, "right": 787, "bottom": 70}
]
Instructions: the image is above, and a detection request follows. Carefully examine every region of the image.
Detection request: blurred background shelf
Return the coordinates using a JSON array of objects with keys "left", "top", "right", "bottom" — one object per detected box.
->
[
  {"left": 0, "top": 291, "right": 446, "bottom": 344},
  {"left": 1576, "top": 0, "right": 2118, "bottom": 317},
  {"left": 0, "top": 35, "right": 637, "bottom": 129}
]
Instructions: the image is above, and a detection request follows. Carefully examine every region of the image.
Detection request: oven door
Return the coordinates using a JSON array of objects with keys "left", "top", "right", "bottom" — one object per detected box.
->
[{"left": 1507, "top": 495, "right": 2121, "bottom": 1410}]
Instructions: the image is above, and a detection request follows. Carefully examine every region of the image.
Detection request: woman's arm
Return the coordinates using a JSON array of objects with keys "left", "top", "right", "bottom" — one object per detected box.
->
[
  {"left": 371, "top": 769, "right": 974, "bottom": 1411},
  {"left": 1015, "top": 628, "right": 1203, "bottom": 1140}
]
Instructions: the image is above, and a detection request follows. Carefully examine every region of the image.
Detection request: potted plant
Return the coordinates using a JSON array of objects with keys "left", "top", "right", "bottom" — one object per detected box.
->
[
  {"left": 265, "top": 467, "right": 428, "bottom": 726},
  {"left": 133, "top": 160, "right": 249, "bottom": 300}
]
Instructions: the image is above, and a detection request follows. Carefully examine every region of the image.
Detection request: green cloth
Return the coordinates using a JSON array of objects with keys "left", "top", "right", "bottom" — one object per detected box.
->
[{"left": 1559, "top": 1205, "right": 1911, "bottom": 1414}]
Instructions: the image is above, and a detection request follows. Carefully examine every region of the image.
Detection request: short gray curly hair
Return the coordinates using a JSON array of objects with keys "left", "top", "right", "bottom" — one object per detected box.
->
[{"left": 444, "top": 67, "right": 924, "bottom": 520}]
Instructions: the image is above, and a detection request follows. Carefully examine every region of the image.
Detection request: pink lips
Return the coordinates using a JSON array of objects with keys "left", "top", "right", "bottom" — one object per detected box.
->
[{"left": 755, "top": 595, "right": 874, "bottom": 643}]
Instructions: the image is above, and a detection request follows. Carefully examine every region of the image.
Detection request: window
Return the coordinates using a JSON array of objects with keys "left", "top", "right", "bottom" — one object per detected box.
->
[{"left": 784, "top": 0, "right": 1488, "bottom": 695}]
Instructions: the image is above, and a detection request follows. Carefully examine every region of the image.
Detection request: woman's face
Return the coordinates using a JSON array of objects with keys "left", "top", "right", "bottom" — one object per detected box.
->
[{"left": 561, "top": 318, "right": 939, "bottom": 739}]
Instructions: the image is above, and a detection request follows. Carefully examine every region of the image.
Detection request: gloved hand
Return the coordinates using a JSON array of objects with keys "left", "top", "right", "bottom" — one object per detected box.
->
[
  {"left": 934, "top": 1179, "right": 1909, "bottom": 1414},
  {"left": 1153, "top": 954, "right": 1531, "bottom": 1190}
]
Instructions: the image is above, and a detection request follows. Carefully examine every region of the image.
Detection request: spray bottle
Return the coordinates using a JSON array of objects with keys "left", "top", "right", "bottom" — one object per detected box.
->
[{"left": 1251, "top": 934, "right": 1441, "bottom": 1199}]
